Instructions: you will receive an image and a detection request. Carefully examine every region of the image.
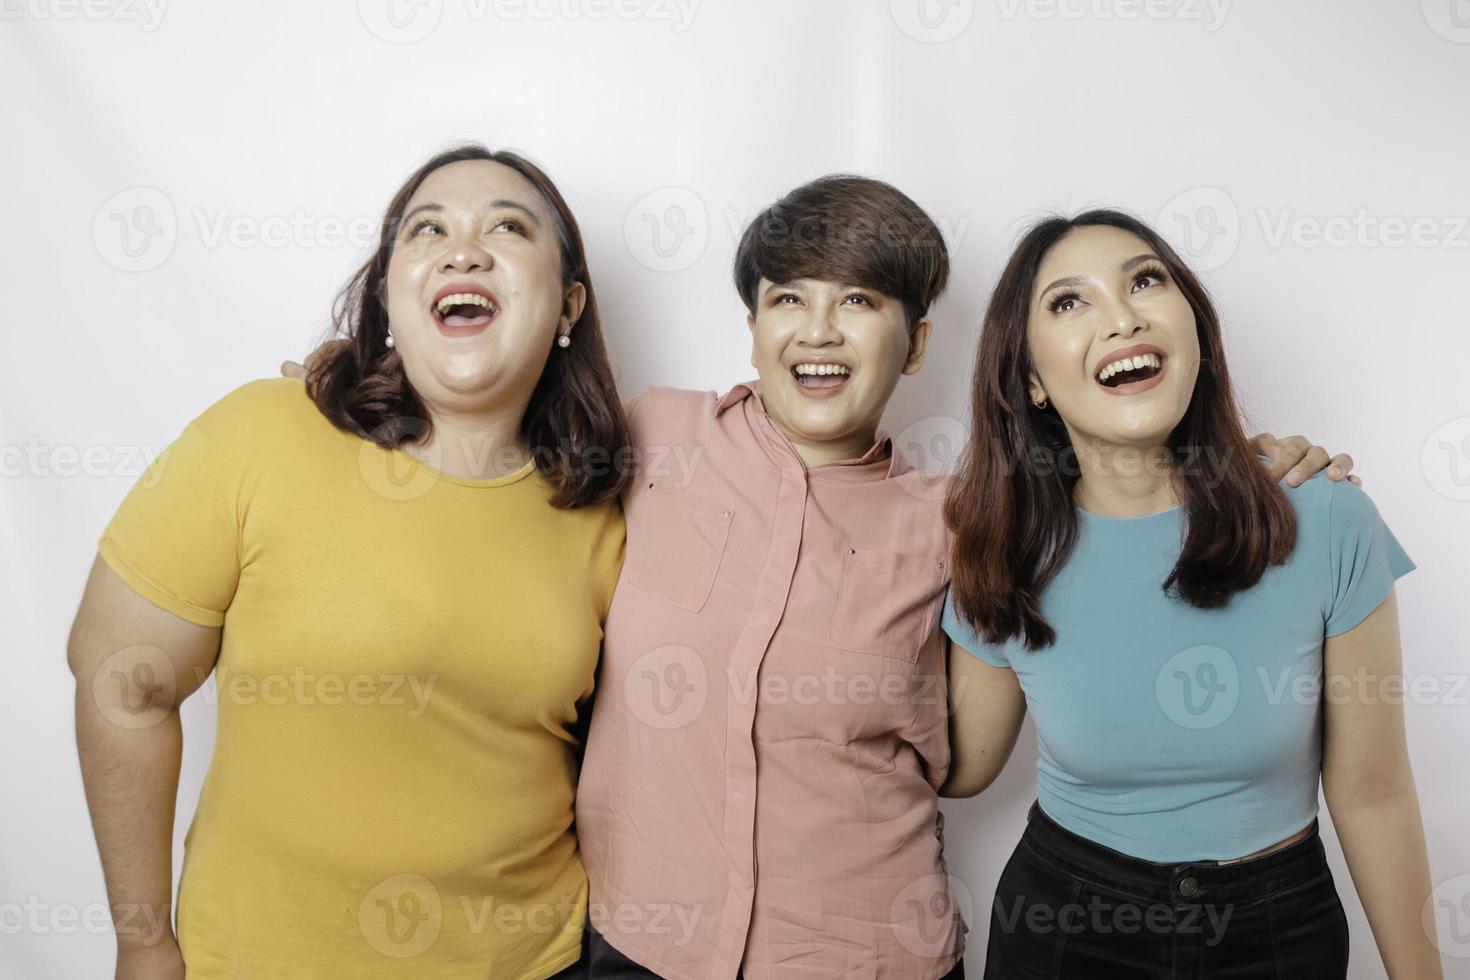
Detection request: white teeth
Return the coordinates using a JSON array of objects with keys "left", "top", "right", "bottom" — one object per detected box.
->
[
  {"left": 435, "top": 292, "right": 497, "bottom": 315},
  {"left": 1096, "top": 352, "right": 1161, "bottom": 383},
  {"left": 792, "top": 363, "right": 851, "bottom": 376}
]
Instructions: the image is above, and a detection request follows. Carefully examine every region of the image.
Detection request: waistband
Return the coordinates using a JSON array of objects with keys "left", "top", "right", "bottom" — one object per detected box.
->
[{"left": 1020, "top": 800, "right": 1328, "bottom": 907}]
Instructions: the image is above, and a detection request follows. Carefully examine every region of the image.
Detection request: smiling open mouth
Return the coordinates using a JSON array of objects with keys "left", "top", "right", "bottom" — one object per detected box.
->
[
  {"left": 432, "top": 291, "right": 499, "bottom": 332},
  {"left": 1096, "top": 353, "right": 1164, "bottom": 389},
  {"left": 792, "top": 362, "right": 851, "bottom": 390}
]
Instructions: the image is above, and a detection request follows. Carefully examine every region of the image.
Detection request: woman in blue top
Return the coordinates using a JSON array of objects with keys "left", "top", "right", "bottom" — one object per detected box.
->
[{"left": 940, "top": 211, "right": 1440, "bottom": 978}]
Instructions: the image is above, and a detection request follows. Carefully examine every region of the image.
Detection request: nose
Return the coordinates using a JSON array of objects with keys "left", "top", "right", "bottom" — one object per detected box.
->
[
  {"left": 1101, "top": 293, "right": 1149, "bottom": 341},
  {"left": 796, "top": 301, "right": 842, "bottom": 347},
  {"left": 439, "top": 236, "right": 493, "bottom": 274}
]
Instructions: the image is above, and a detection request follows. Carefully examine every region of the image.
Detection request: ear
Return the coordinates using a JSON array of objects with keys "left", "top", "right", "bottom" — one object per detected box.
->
[
  {"left": 1027, "top": 371, "right": 1048, "bottom": 408},
  {"left": 746, "top": 311, "right": 757, "bottom": 369},
  {"left": 559, "top": 281, "right": 587, "bottom": 334},
  {"left": 901, "top": 318, "right": 934, "bottom": 375}
]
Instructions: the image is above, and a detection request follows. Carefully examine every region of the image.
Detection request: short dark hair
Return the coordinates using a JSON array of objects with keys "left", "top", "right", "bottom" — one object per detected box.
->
[
  {"left": 306, "top": 143, "right": 630, "bottom": 509},
  {"left": 733, "top": 175, "right": 950, "bottom": 329}
]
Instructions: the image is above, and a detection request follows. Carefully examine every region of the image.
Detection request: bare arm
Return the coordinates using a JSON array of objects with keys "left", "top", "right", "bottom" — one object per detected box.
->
[
  {"left": 940, "top": 637, "right": 1027, "bottom": 798},
  {"left": 1321, "top": 590, "right": 1443, "bottom": 979},
  {"left": 68, "top": 556, "right": 222, "bottom": 980}
]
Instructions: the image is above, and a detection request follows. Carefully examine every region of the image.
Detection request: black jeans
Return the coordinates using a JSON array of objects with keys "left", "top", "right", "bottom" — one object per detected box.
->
[
  {"left": 983, "top": 801, "right": 1349, "bottom": 979},
  {"left": 580, "top": 924, "right": 966, "bottom": 979}
]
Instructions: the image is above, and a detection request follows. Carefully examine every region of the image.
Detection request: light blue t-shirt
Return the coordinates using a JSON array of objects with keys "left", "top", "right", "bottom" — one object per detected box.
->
[{"left": 941, "top": 473, "right": 1415, "bottom": 862}]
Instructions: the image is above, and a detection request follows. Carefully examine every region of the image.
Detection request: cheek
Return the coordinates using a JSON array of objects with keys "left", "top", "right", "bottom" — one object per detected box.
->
[
  {"left": 1028, "top": 326, "right": 1088, "bottom": 392},
  {"left": 384, "top": 255, "right": 431, "bottom": 323},
  {"left": 749, "top": 318, "right": 788, "bottom": 364}
]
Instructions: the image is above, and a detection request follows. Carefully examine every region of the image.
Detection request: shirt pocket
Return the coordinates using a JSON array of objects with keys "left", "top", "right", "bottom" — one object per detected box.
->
[
  {"left": 828, "top": 547, "right": 948, "bottom": 663},
  {"left": 624, "top": 481, "right": 735, "bottom": 613}
]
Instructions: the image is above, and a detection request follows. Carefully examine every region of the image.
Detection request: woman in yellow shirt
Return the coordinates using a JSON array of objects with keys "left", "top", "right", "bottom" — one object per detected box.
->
[{"left": 68, "top": 145, "right": 628, "bottom": 979}]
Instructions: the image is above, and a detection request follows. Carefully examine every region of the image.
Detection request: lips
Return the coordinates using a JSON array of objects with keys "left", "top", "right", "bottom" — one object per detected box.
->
[{"left": 430, "top": 282, "right": 500, "bottom": 336}]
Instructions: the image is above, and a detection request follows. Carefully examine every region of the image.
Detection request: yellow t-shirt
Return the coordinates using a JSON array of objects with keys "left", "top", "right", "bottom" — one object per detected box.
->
[{"left": 99, "top": 377, "right": 624, "bottom": 980}]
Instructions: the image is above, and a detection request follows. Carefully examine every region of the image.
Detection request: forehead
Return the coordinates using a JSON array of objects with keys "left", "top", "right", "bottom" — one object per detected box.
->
[
  {"left": 1036, "top": 225, "right": 1155, "bottom": 281},
  {"left": 405, "top": 159, "right": 547, "bottom": 219}
]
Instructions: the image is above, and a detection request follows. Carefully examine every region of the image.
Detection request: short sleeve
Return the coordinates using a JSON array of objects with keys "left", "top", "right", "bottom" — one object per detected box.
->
[
  {"left": 98, "top": 394, "right": 251, "bottom": 627},
  {"left": 940, "top": 585, "right": 1011, "bottom": 668},
  {"left": 1324, "top": 480, "right": 1415, "bottom": 637}
]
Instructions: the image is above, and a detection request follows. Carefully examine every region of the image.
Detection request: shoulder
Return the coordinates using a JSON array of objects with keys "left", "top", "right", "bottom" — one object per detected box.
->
[
  {"left": 1280, "top": 470, "right": 1381, "bottom": 530},
  {"left": 178, "top": 377, "right": 329, "bottom": 465},
  {"left": 625, "top": 385, "right": 720, "bottom": 442},
  {"left": 193, "top": 377, "right": 315, "bottom": 431},
  {"left": 632, "top": 385, "right": 719, "bottom": 415}
]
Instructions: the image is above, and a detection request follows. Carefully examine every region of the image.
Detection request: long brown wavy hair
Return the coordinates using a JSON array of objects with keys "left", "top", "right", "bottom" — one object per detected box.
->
[
  {"left": 306, "top": 143, "right": 630, "bottom": 509},
  {"left": 944, "top": 209, "right": 1296, "bottom": 651}
]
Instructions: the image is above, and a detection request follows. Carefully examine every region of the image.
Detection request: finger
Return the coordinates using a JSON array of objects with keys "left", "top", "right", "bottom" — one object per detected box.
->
[
  {"left": 1262, "top": 434, "right": 1308, "bottom": 481},
  {"left": 1285, "top": 444, "right": 1330, "bottom": 486},
  {"left": 1250, "top": 431, "right": 1280, "bottom": 456},
  {"left": 280, "top": 359, "right": 306, "bottom": 380},
  {"left": 1348, "top": 475, "right": 1363, "bottom": 487},
  {"left": 1325, "top": 452, "right": 1355, "bottom": 481}
]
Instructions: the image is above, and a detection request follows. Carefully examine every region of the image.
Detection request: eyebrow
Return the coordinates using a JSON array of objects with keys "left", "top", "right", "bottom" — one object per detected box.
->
[
  {"left": 400, "top": 199, "right": 542, "bottom": 228},
  {"left": 761, "top": 279, "right": 876, "bottom": 297},
  {"left": 1036, "top": 253, "right": 1161, "bottom": 300}
]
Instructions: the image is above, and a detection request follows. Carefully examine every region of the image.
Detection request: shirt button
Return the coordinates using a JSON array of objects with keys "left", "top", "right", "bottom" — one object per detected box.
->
[{"left": 1178, "top": 876, "right": 1200, "bottom": 898}]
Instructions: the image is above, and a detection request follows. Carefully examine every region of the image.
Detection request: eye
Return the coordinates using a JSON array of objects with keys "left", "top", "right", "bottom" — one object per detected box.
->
[
  {"left": 1047, "top": 290, "right": 1082, "bottom": 314},
  {"left": 1132, "top": 264, "right": 1169, "bottom": 292},
  {"left": 407, "top": 218, "right": 443, "bottom": 238},
  {"left": 490, "top": 216, "right": 527, "bottom": 235},
  {"left": 772, "top": 293, "right": 801, "bottom": 305},
  {"left": 842, "top": 292, "right": 873, "bottom": 307}
]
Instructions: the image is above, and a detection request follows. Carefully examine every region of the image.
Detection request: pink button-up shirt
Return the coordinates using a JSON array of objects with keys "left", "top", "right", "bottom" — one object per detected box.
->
[{"left": 577, "top": 383, "right": 964, "bottom": 980}]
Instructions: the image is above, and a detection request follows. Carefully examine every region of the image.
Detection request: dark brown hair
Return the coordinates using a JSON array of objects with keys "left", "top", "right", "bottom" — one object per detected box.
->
[
  {"left": 733, "top": 175, "right": 950, "bottom": 328},
  {"left": 944, "top": 209, "right": 1296, "bottom": 650},
  {"left": 306, "top": 143, "right": 630, "bottom": 509}
]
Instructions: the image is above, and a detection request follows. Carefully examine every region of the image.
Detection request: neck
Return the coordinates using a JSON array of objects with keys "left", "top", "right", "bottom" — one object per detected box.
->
[
  {"left": 1071, "top": 439, "right": 1180, "bottom": 517},
  {"left": 411, "top": 402, "right": 530, "bottom": 480},
  {"left": 771, "top": 418, "right": 883, "bottom": 469}
]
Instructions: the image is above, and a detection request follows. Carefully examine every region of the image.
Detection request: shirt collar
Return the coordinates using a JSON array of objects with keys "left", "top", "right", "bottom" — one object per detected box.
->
[{"left": 714, "top": 380, "right": 912, "bottom": 479}]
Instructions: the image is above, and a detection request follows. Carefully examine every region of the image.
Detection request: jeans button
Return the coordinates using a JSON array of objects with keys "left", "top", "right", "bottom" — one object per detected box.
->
[{"left": 1178, "top": 875, "right": 1200, "bottom": 898}]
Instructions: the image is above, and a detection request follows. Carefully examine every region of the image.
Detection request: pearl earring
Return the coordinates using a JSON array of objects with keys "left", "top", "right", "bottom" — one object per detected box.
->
[
  {"left": 557, "top": 334, "right": 571, "bottom": 348},
  {"left": 385, "top": 331, "right": 396, "bottom": 350}
]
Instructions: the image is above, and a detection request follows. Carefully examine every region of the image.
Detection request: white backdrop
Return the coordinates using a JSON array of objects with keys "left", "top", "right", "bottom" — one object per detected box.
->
[{"left": 4, "top": 1, "right": 1468, "bottom": 976}]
